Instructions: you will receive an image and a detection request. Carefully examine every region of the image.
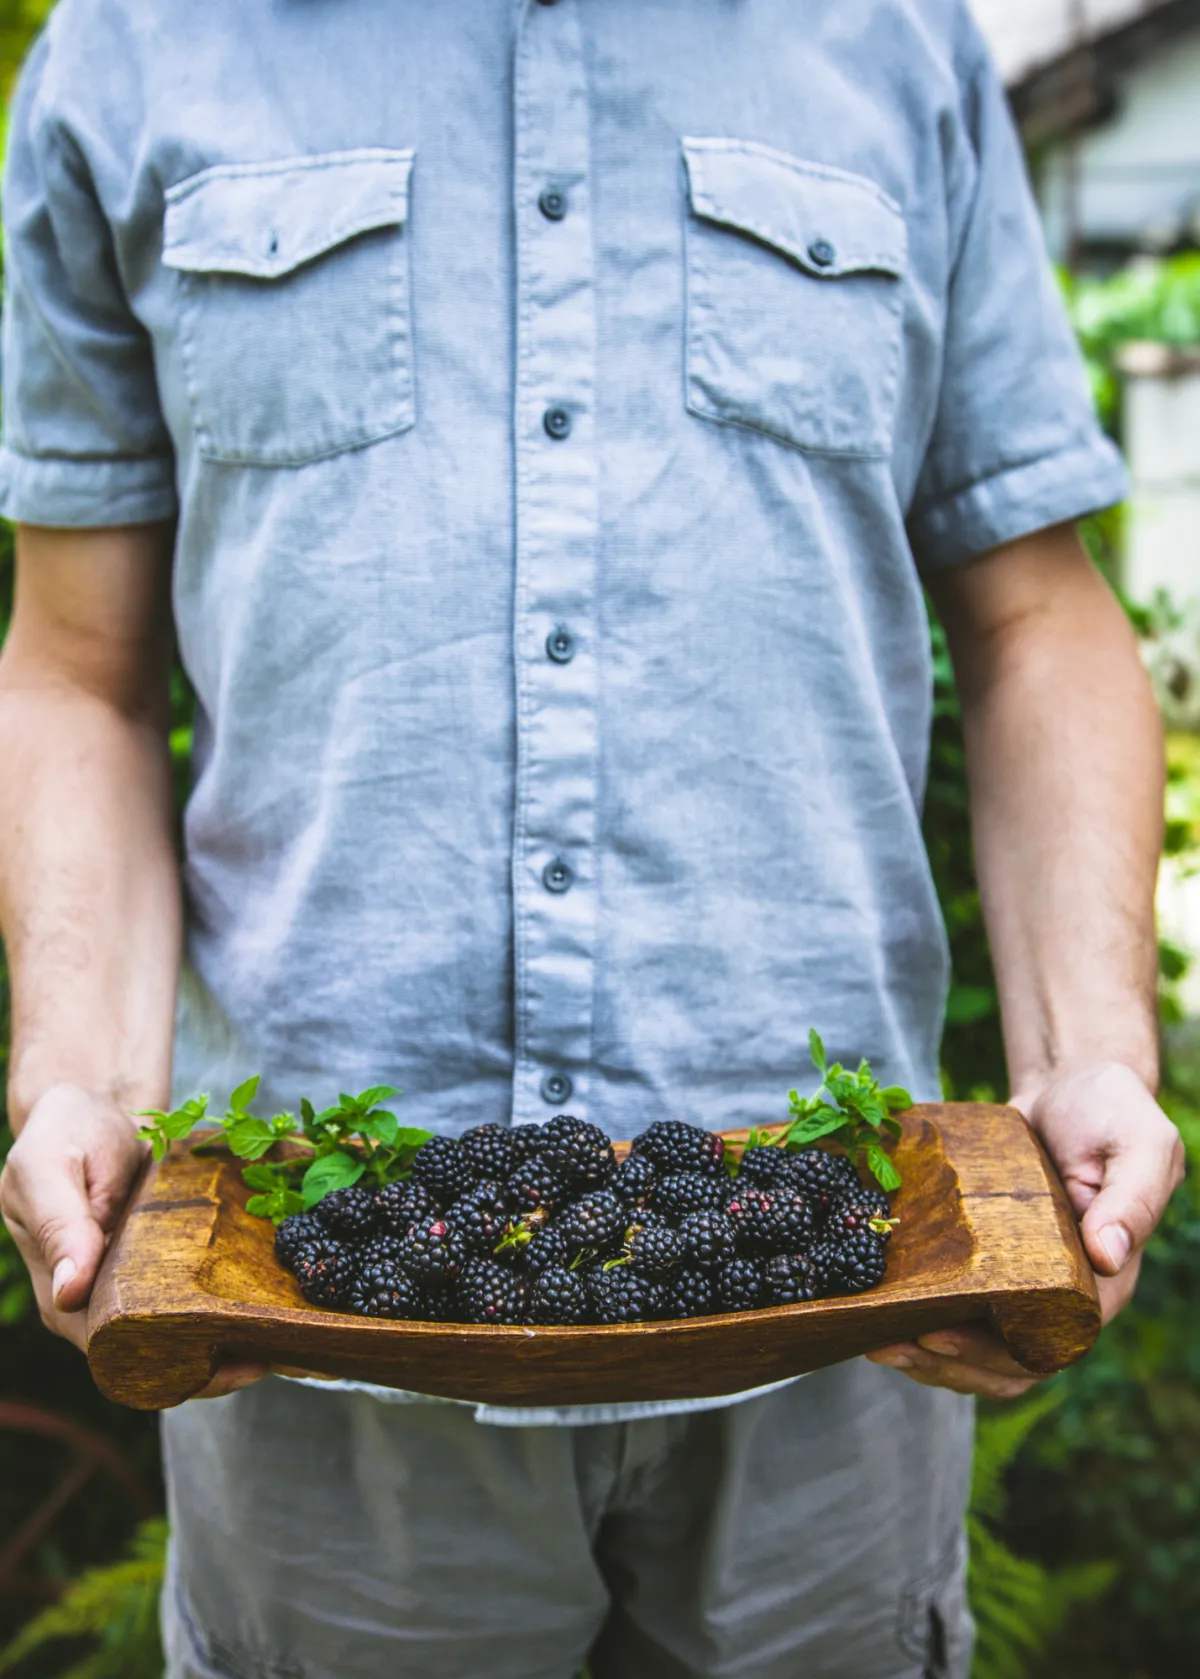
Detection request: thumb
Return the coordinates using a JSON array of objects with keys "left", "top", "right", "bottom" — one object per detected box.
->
[{"left": 1079, "top": 1127, "right": 1180, "bottom": 1277}]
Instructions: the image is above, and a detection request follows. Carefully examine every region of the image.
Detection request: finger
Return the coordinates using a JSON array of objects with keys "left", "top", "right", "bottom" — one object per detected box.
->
[
  {"left": 915, "top": 1325, "right": 1037, "bottom": 1376},
  {"left": 0, "top": 1151, "right": 107, "bottom": 1312},
  {"left": 867, "top": 1344, "right": 1040, "bottom": 1401},
  {"left": 191, "top": 1363, "right": 271, "bottom": 1401},
  {"left": 1096, "top": 1255, "right": 1141, "bottom": 1325},
  {"left": 1080, "top": 1118, "right": 1184, "bottom": 1277}
]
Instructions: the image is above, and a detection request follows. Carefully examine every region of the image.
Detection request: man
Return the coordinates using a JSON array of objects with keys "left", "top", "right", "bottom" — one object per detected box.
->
[{"left": 0, "top": 2, "right": 1183, "bottom": 1675}]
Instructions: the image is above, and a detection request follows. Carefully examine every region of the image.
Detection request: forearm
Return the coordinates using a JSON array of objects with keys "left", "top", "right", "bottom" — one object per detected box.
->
[{"left": 934, "top": 527, "right": 1163, "bottom": 1098}]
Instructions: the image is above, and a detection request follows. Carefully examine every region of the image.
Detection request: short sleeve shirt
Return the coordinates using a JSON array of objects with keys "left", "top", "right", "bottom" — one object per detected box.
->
[{"left": 1, "top": 3, "right": 1123, "bottom": 1162}]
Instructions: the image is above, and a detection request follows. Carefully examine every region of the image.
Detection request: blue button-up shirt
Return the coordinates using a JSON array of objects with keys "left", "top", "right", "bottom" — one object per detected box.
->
[{"left": 1, "top": 0, "right": 1123, "bottom": 1417}]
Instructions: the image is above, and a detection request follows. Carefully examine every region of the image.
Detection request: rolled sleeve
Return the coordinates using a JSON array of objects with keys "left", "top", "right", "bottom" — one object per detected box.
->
[
  {"left": 0, "top": 30, "right": 176, "bottom": 528},
  {"left": 906, "top": 23, "right": 1127, "bottom": 572}
]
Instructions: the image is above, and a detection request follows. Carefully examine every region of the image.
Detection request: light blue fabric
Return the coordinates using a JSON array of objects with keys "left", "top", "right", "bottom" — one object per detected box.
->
[{"left": 2, "top": 1, "right": 1124, "bottom": 1427}]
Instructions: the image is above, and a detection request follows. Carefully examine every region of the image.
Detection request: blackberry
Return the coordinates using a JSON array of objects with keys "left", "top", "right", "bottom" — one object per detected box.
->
[
  {"left": 763, "top": 1253, "right": 821, "bottom": 1305},
  {"left": 458, "top": 1122, "right": 518, "bottom": 1182},
  {"left": 556, "top": 1191, "right": 626, "bottom": 1258},
  {"left": 398, "top": 1213, "right": 471, "bottom": 1286},
  {"left": 457, "top": 1259, "right": 528, "bottom": 1325},
  {"left": 529, "top": 1264, "right": 592, "bottom": 1325},
  {"left": 678, "top": 1209, "right": 737, "bottom": 1270},
  {"left": 830, "top": 1188, "right": 895, "bottom": 1238},
  {"left": 314, "top": 1184, "right": 380, "bottom": 1240},
  {"left": 660, "top": 1266, "right": 718, "bottom": 1320},
  {"left": 725, "top": 1186, "right": 815, "bottom": 1256},
  {"left": 373, "top": 1178, "right": 438, "bottom": 1237},
  {"left": 537, "top": 1116, "right": 617, "bottom": 1192},
  {"left": 274, "top": 1211, "right": 322, "bottom": 1267},
  {"left": 447, "top": 1180, "right": 508, "bottom": 1256},
  {"left": 509, "top": 1125, "right": 546, "bottom": 1165},
  {"left": 807, "top": 1240, "right": 839, "bottom": 1296},
  {"left": 410, "top": 1135, "right": 479, "bottom": 1208},
  {"left": 610, "top": 1152, "right": 656, "bottom": 1213},
  {"left": 515, "top": 1221, "right": 572, "bottom": 1276},
  {"left": 631, "top": 1119, "right": 726, "bottom": 1177},
  {"left": 355, "top": 1234, "right": 408, "bottom": 1286},
  {"left": 505, "top": 1157, "right": 569, "bottom": 1219},
  {"left": 622, "top": 1217, "right": 685, "bottom": 1279},
  {"left": 735, "top": 1145, "right": 793, "bottom": 1187},
  {"left": 716, "top": 1256, "right": 764, "bottom": 1312},
  {"left": 346, "top": 1267, "right": 428, "bottom": 1320},
  {"left": 654, "top": 1172, "right": 726, "bottom": 1221},
  {"left": 291, "top": 1238, "right": 355, "bottom": 1309},
  {"left": 785, "top": 1148, "right": 860, "bottom": 1211},
  {"left": 587, "top": 1267, "right": 662, "bottom": 1325},
  {"left": 828, "top": 1228, "right": 889, "bottom": 1292}
]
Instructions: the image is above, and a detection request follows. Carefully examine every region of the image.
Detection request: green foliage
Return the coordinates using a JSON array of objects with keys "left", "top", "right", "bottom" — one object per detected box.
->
[
  {"left": 1064, "top": 254, "right": 1200, "bottom": 429},
  {"left": 781, "top": 1029, "right": 910, "bottom": 1191},
  {"left": 138, "top": 1081, "right": 430, "bottom": 1221},
  {"left": 969, "top": 1392, "right": 1115, "bottom": 1679},
  {"left": 0, "top": 1517, "right": 166, "bottom": 1679}
]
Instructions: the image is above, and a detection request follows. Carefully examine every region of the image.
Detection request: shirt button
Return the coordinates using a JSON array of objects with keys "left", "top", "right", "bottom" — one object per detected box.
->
[
  {"left": 543, "top": 406, "right": 572, "bottom": 440},
  {"left": 538, "top": 185, "right": 568, "bottom": 222},
  {"left": 540, "top": 1071, "right": 573, "bottom": 1105},
  {"left": 542, "top": 857, "right": 574, "bottom": 894},
  {"left": 808, "top": 238, "right": 836, "bottom": 268},
  {"left": 546, "top": 627, "right": 576, "bottom": 664}
]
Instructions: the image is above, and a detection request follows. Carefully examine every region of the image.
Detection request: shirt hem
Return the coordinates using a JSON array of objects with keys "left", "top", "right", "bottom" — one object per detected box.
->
[{"left": 0, "top": 445, "right": 179, "bottom": 527}]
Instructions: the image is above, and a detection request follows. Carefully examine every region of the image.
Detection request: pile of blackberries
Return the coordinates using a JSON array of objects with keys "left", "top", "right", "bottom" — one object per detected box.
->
[{"left": 273, "top": 1116, "right": 896, "bottom": 1325}]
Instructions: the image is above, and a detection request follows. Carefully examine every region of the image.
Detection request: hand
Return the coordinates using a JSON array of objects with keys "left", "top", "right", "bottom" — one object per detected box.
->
[
  {"left": 1, "top": 1083, "right": 268, "bottom": 1400},
  {"left": 867, "top": 1061, "right": 1185, "bottom": 1400}
]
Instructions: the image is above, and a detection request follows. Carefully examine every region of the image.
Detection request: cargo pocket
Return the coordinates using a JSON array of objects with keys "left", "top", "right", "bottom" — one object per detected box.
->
[
  {"left": 164, "top": 148, "right": 415, "bottom": 466},
  {"left": 682, "top": 137, "right": 907, "bottom": 457}
]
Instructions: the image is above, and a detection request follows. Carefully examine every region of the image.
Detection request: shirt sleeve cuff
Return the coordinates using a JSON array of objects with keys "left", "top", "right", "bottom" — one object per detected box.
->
[
  {"left": 0, "top": 446, "right": 178, "bottom": 527},
  {"left": 908, "top": 437, "right": 1129, "bottom": 572}
]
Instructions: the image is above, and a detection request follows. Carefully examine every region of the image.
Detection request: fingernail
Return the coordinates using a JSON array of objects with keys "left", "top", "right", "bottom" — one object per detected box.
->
[
  {"left": 1099, "top": 1224, "right": 1131, "bottom": 1270},
  {"left": 920, "top": 1335, "right": 961, "bottom": 1357},
  {"left": 873, "top": 1351, "right": 912, "bottom": 1370},
  {"left": 51, "top": 1257, "right": 77, "bottom": 1304}
]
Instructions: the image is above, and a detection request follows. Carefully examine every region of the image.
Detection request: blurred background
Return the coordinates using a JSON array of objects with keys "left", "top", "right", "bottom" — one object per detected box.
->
[{"left": 0, "top": 1, "right": 1198, "bottom": 1675}]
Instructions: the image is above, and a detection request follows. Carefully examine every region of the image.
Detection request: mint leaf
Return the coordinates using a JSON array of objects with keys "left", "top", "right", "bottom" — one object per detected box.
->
[
  {"left": 228, "top": 1075, "right": 260, "bottom": 1115},
  {"left": 865, "top": 1144, "right": 902, "bottom": 1194},
  {"left": 300, "top": 1151, "right": 365, "bottom": 1208},
  {"left": 356, "top": 1085, "right": 400, "bottom": 1110},
  {"left": 881, "top": 1086, "right": 913, "bottom": 1113},
  {"left": 241, "top": 1164, "right": 283, "bottom": 1191},
  {"left": 785, "top": 1110, "right": 848, "bottom": 1149},
  {"left": 225, "top": 1116, "right": 277, "bottom": 1160},
  {"left": 359, "top": 1111, "right": 400, "bottom": 1148},
  {"left": 808, "top": 1028, "right": 827, "bottom": 1077},
  {"left": 246, "top": 1187, "right": 305, "bottom": 1224}
]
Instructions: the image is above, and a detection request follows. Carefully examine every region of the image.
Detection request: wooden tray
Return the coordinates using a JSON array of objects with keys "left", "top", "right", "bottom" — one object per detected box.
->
[{"left": 86, "top": 1104, "right": 1101, "bottom": 1411}]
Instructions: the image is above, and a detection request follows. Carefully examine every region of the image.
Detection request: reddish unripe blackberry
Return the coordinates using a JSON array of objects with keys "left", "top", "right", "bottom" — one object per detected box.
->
[
  {"left": 725, "top": 1185, "right": 814, "bottom": 1256},
  {"left": 763, "top": 1253, "right": 820, "bottom": 1305},
  {"left": 529, "top": 1265, "right": 592, "bottom": 1325},
  {"left": 716, "top": 1256, "right": 764, "bottom": 1311},
  {"left": 654, "top": 1172, "right": 726, "bottom": 1221},
  {"left": 374, "top": 1179, "right": 438, "bottom": 1237},
  {"left": 678, "top": 1209, "right": 737, "bottom": 1270},
  {"left": 631, "top": 1119, "right": 726, "bottom": 1176},
  {"left": 660, "top": 1266, "right": 718, "bottom": 1320},
  {"left": 556, "top": 1190, "right": 626, "bottom": 1257},
  {"left": 785, "top": 1148, "right": 859, "bottom": 1209},
  {"left": 459, "top": 1122, "right": 518, "bottom": 1182},
  {"left": 828, "top": 1228, "right": 888, "bottom": 1292},
  {"left": 610, "top": 1152, "right": 657, "bottom": 1212},
  {"left": 274, "top": 1211, "right": 322, "bottom": 1267},
  {"left": 538, "top": 1116, "right": 617, "bottom": 1192},
  {"left": 622, "top": 1217, "right": 685, "bottom": 1279},
  {"left": 314, "top": 1184, "right": 380, "bottom": 1240},
  {"left": 587, "top": 1267, "right": 662, "bottom": 1324},
  {"left": 447, "top": 1180, "right": 508, "bottom": 1255},
  {"left": 504, "top": 1158, "right": 569, "bottom": 1219},
  {"left": 457, "top": 1259, "right": 528, "bottom": 1325},
  {"left": 736, "top": 1145, "right": 793, "bottom": 1187},
  {"left": 410, "top": 1135, "right": 480, "bottom": 1207},
  {"left": 398, "top": 1213, "right": 470, "bottom": 1285}
]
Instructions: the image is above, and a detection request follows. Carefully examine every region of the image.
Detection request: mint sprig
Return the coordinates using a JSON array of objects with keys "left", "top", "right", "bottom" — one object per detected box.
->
[
  {"left": 782, "top": 1029, "right": 911, "bottom": 1192},
  {"left": 137, "top": 1080, "right": 431, "bottom": 1223}
]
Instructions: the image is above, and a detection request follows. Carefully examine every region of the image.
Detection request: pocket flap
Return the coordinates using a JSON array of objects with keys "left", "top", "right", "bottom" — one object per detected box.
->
[
  {"left": 164, "top": 149, "right": 414, "bottom": 279},
  {"left": 682, "top": 138, "right": 905, "bottom": 278}
]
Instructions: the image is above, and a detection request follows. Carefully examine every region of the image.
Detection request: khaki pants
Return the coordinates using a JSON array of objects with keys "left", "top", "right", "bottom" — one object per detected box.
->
[{"left": 162, "top": 1362, "right": 973, "bottom": 1679}]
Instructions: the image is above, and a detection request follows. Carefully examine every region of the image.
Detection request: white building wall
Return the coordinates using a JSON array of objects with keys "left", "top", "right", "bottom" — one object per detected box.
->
[{"left": 970, "top": 0, "right": 1171, "bottom": 85}]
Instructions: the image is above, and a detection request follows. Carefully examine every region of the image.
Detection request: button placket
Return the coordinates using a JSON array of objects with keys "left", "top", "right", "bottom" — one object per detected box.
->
[{"left": 512, "top": 0, "right": 599, "bottom": 1126}]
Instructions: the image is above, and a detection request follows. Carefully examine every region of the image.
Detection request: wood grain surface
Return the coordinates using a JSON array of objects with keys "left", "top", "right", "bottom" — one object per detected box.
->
[{"left": 86, "top": 1105, "right": 1102, "bottom": 1411}]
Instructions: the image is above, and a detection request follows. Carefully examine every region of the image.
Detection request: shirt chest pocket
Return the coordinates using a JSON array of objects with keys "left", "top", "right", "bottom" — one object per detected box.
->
[
  {"left": 682, "top": 138, "right": 907, "bottom": 458},
  {"left": 163, "top": 149, "right": 415, "bottom": 467}
]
